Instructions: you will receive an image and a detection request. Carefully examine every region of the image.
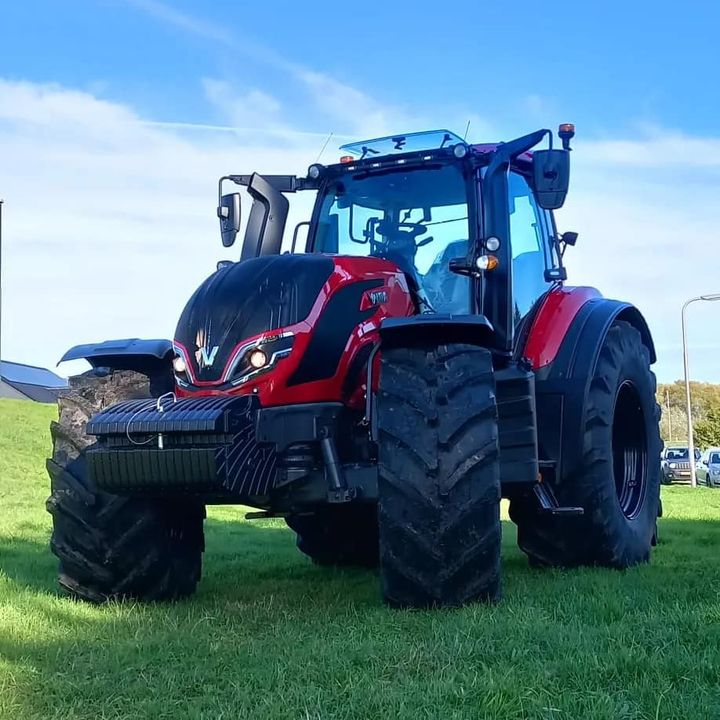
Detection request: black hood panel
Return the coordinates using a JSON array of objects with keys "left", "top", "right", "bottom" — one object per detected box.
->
[{"left": 175, "top": 255, "right": 334, "bottom": 382}]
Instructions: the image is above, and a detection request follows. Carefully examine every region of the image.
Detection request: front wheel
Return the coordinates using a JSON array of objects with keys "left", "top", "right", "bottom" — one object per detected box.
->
[
  {"left": 511, "top": 321, "right": 661, "bottom": 569},
  {"left": 377, "top": 343, "right": 501, "bottom": 608},
  {"left": 46, "top": 370, "right": 205, "bottom": 603}
]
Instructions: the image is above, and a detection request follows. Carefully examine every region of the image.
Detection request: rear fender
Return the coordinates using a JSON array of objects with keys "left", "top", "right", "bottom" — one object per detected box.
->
[
  {"left": 379, "top": 315, "right": 494, "bottom": 350},
  {"left": 60, "top": 338, "right": 174, "bottom": 393},
  {"left": 534, "top": 298, "right": 656, "bottom": 482}
]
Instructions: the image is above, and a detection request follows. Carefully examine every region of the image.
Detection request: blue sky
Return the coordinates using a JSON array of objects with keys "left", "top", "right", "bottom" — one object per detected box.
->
[{"left": 1, "top": 0, "right": 720, "bottom": 381}]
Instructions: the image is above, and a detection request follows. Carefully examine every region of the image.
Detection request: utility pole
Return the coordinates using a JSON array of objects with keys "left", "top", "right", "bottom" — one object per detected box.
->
[
  {"left": 682, "top": 293, "right": 720, "bottom": 487},
  {"left": 0, "top": 199, "right": 3, "bottom": 382}
]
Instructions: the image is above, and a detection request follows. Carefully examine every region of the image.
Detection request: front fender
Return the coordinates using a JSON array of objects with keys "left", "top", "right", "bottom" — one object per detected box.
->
[
  {"left": 379, "top": 315, "right": 494, "bottom": 349},
  {"left": 60, "top": 338, "right": 174, "bottom": 378}
]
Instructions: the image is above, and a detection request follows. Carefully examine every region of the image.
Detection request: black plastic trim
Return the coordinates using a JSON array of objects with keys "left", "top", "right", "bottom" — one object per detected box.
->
[
  {"left": 60, "top": 338, "right": 173, "bottom": 370},
  {"left": 379, "top": 314, "right": 494, "bottom": 349}
]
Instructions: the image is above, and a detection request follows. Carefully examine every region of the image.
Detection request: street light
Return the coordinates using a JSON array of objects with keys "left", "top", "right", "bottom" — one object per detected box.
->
[{"left": 682, "top": 293, "right": 720, "bottom": 487}]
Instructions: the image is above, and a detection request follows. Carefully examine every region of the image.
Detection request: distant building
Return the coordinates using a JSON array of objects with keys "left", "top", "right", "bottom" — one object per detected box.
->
[{"left": 0, "top": 360, "right": 68, "bottom": 403}]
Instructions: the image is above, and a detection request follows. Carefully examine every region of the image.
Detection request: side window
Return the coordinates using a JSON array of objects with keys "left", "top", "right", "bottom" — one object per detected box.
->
[{"left": 509, "top": 172, "right": 551, "bottom": 324}]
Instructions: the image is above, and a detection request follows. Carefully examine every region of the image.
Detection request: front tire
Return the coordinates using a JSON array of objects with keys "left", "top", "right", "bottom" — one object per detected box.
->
[
  {"left": 46, "top": 370, "right": 205, "bottom": 603},
  {"left": 377, "top": 344, "right": 501, "bottom": 608},
  {"left": 511, "top": 321, "right": 661, "bottom": 569}
]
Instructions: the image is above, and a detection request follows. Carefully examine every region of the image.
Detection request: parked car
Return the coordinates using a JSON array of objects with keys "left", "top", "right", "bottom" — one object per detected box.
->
[
  {"left": 696, "top": 448, "right": 720, "bottom": 487},
  {"left": 660, "top": 445, "right": 701, "bottom": 484}
]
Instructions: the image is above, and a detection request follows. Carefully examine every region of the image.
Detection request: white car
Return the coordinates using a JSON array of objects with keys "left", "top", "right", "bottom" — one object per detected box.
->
[{"left": 697, "top": 448, "right": 720, "bottom": 487}]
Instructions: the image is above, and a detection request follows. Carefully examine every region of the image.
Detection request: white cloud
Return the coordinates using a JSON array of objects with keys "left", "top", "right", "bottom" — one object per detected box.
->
[
  {"left": 1, "top": 78, "right": 718, "bottom": 384},
  {"left": 0, "top": 79, "right": 321, "bottom": 375},
  {"left": 560, "top": 131, "right": 720, "bottom": 382}
]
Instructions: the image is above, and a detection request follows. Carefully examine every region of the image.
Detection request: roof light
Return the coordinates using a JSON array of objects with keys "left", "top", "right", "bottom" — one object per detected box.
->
[
  {"left": 558, "top": 123, "right": 576, "bottom": 151},
  {"left": 453, "top": 143, "right": 468, "bottom": 158},
  {"left": 307, "top": 163, "right": 324, "bottom": 180},
  {"left": 340, "top": 155, "right": 354, "bottom": 164}
]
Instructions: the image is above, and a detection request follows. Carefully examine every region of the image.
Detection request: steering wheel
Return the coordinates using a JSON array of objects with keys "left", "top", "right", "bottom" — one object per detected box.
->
[{"left": 376, "top": 220, "right": 433, "bottom": 247}]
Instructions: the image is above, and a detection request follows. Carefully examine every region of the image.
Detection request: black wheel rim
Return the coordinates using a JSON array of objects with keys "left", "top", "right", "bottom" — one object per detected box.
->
[{"left": 612, "top": 381, "right": 648, "bottom": 519}]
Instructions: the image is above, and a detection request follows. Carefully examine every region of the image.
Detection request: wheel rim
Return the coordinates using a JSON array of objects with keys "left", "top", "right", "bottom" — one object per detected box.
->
[{"left": 612, "top": 381, "right": 648, "bottom": 519}]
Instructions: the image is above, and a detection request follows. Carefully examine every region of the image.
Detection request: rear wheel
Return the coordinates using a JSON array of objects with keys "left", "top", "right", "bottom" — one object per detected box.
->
[
  {"left": 46, "top": 370, "right": 205, "bottom": 603},
  {"left": 511, "top": 321, "right": 661, "bottom": 569},
  {"left": 377, "top": 343, "right": 501, "bottom": 608},
  {"left": 285, "top": 506, "right": 378, "bottom": 567}
]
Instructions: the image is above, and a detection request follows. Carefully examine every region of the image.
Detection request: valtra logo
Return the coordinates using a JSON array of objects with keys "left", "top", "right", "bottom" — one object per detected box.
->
[{"left": 195, "top": 329, "right": 220, "bottom": 369}]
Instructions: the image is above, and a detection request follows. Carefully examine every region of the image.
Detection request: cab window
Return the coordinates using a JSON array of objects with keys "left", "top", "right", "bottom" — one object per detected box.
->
[{"left": 509, "top": 172, "right": 551, "bottom": 324}]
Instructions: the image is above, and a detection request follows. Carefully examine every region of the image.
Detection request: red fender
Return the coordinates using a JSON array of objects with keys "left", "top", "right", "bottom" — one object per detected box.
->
[{"left": 523, "top": 286, "right": 602, "bottom": 369}]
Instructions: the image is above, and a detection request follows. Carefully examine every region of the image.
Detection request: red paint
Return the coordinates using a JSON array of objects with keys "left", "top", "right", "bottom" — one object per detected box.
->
[
  {"left": 175, "top": 255, "right": 415, "bottom": 409},
  {"left": 523, "top": 286, "right": 602, "bottom": 368}
]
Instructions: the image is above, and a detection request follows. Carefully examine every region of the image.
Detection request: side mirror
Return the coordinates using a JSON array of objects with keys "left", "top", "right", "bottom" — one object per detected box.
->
[
  {"left": 532, "top": 149, "right": 570, "bottom": 210},
  {"left": 217, "top": 193, "right": 241, "bottom": 247}
]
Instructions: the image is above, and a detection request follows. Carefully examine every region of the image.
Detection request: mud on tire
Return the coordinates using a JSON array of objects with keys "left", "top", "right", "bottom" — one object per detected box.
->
[
  {"left": 46, "top": 370, "right": 205, "bottom": 603},
  {"left": 510, "top": 321, "right": 662, "bottom": 569},
  {"left": 377, "top": 343, "right": 501, "bottom": 608}
]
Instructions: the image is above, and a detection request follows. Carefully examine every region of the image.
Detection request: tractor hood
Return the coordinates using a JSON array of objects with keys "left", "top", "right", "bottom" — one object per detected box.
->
[{"left": 175, "top": 255, "right": 334, "bottom": 382}]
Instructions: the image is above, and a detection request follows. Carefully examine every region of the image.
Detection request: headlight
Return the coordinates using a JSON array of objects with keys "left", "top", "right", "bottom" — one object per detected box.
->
[
  {"left": 226, "top": 333, "right": 295, "bottom": 386},
  {"left": 669, "top": 462, "right": 677, "bottom": 469},
  {"left": 248, "top": 349, "right": 268, "bottom": 369},
  {"left": 712, "top": 468, "right": 720, "bottom": 476},
  {"left": 172, "top": 355, "right": 187, "bottom": 374}
]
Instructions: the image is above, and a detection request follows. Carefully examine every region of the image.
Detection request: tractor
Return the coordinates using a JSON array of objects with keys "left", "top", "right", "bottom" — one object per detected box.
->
[{"left": 47, "top": 125, "right": 662, "bottom": 608}]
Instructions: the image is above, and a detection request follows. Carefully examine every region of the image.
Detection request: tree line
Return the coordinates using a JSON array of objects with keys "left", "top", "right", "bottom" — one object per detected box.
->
[{"left": 657, "top": 381, "right": 720, "bottom": 448}]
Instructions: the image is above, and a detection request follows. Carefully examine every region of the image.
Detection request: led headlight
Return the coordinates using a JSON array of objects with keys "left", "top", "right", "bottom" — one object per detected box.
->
[
  {"left": 248, "top": 349, "right": 268, "bottom": 369},
  {"left": 173, "top": 355, "right": 187, "bottom": 374},
  {"left": 669, "top": 462, "right": 677, "bottom": 469}
]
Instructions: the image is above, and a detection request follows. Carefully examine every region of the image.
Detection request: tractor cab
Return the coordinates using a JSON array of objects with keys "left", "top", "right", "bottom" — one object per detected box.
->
[{"left": 217, "top": 126, "right": 575, "bottom": 356}]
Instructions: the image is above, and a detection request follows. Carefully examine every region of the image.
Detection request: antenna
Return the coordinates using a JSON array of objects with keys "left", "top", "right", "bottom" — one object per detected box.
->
[
  {"left": 463, "top": 120, "right": 471, "bottom": 142},
  {"left": 315, "top": 131, "right": 334, "bottom": 163}
]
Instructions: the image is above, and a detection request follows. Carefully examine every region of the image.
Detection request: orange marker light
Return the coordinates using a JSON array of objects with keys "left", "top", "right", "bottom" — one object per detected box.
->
[
  {"left": 476, "top": 255, "right": 499, "bottom": 271},
  {"left": 559, "top": 123, "right": 575, "bottom": 134},
  {"left": 340, "top": 155, "right": 354, "bottom": 164}
]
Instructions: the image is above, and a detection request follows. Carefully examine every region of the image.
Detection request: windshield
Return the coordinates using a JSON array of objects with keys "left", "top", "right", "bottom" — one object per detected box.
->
[
  {"left": 312, "top": 164, "right": 471, "bottom": 313},
  {"left": 710, "top": 452, "right": 720, "bottom": 464}
]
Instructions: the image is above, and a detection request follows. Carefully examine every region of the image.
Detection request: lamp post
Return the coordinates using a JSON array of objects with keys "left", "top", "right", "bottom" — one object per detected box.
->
[{"left": 682, "top": 293, "right": 720, "bottom": 487}]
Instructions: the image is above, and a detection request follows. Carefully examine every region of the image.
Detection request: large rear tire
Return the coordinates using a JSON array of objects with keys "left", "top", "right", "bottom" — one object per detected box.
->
[
  {"left": 285, "top": 506, "right": 378, "bottom": 567},
  {"left": 46, "top": 370, "right": 205, "bottom": 603},
  {"left": 377, "top": 343, "right": 501, "bottom": 608},
  {"left": 511, "top": 321, "right": 661, "bottom": 568}
]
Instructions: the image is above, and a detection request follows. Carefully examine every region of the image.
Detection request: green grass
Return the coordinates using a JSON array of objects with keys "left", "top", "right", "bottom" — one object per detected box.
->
[{"left": 1, "top": 398, "right": 720, "bottom": 719}]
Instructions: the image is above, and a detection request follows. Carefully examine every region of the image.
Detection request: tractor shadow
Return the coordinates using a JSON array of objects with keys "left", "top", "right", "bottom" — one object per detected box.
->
[{"left": 2, "top": 511, "right": 719, "bottom": 611}]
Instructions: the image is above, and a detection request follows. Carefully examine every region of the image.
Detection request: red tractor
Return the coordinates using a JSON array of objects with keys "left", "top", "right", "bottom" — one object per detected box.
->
[{"left": 47, "top": 125, "right": 661, "bottom": 608}]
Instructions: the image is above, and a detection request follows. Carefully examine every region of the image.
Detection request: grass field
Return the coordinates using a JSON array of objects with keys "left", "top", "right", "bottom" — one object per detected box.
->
[{"left": 1, "top": 398, "right": 720, "bottom": 719}]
